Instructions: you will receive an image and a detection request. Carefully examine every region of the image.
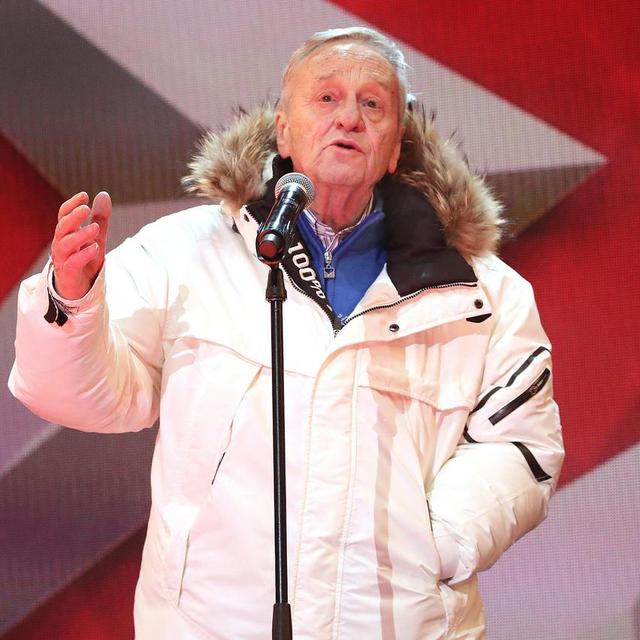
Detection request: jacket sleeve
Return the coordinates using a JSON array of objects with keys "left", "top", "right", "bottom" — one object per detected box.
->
[
  {"left": 8, "top": 234, "right": 167, "bottom": 433},
  {"left": 427, "top": 264, "right": 564, "bottom": 584}
]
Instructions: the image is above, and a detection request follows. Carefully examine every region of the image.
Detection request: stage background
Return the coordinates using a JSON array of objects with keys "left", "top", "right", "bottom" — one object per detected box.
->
[{"left": 1, "top": 1, "right": 639, "bottom": 638}]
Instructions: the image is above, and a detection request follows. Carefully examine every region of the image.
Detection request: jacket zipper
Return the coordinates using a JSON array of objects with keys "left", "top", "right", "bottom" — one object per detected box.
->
[
  {"left": 470, "top": 346, "right": 550, "bottom": 415},
  {"left": 323, "top": 249, "right": 335, "bottom": 279},
  {"left": 488, "top": 368, "right": 551, "bottom": 425},
  {"left": 284, "top": 271, "right": 477, "bottom": 336},
  {"left": 242, "top": 206, "right": 478, "bottom": 335},
  {"left": 340, "top": 282, "right": 478, "bottom": 331},
  {"left": 211, "top": 452, "right": 226, "bottom": 485},
  {"left": 243, "top": 205, "right": 340, "bottom": 330}
]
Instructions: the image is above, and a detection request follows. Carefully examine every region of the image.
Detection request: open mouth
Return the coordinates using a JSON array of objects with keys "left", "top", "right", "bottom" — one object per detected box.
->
[{"left": 331, "top": 140, "right": 361, "bottom": 152}]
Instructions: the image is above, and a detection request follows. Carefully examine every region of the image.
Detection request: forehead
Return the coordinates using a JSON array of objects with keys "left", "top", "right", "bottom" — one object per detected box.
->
[{"left": 293, "top": 42, "right": 398, "bottom": 91}]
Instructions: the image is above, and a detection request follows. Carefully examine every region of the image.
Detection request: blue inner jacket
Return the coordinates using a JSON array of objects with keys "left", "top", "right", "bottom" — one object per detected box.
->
[{"left": 297, "top": 208, "right": 386, "bottom": 323}]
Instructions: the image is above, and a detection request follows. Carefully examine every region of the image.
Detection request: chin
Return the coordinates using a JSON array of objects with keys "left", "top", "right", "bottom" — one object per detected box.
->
[{"left": 314, "top": 167, "right": 364, "bottom": 189}]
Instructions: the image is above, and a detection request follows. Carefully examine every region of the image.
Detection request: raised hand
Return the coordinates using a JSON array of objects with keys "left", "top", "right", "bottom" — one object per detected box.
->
[{"left": 51, "top": 191, "right": 112, "bottom": 300}]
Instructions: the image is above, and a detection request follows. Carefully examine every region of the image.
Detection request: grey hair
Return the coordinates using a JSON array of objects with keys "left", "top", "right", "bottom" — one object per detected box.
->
[{"left": 281, "top": 27, "right": 411, "bottom": 119}]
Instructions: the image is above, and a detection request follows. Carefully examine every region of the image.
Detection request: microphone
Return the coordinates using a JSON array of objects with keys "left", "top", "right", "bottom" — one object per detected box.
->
[{"left": 256, "top": 172, "right": 315, "bottom": 264}]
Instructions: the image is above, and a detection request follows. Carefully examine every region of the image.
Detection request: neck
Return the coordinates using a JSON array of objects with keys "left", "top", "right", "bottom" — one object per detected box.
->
[{"left": 310, "top": 186, "right": 374, "bottom": 231}]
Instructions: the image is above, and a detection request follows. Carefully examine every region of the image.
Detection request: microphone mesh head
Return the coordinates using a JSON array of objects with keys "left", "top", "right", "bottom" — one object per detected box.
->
[{"left": 274, "top": 172, "right": 315, "bottom": 203}]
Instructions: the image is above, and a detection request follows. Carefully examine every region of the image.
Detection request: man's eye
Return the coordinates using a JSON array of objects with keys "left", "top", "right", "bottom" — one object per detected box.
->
[
  {"left": 364, "top": 99, "right": 379, "bottom": 109},
  {"left": 320, "top": 95, "right": 333, "bottom": 103}
]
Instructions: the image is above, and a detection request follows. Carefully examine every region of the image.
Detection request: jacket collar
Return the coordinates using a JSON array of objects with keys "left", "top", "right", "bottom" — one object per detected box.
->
[{"left": 183, "top": 104, "right": 503, "bottom": 295}]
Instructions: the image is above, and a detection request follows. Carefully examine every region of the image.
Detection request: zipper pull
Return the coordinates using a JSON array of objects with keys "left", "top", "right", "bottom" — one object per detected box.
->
[{"left": 324, "top": 249, "right": 336, "bottom": 279}]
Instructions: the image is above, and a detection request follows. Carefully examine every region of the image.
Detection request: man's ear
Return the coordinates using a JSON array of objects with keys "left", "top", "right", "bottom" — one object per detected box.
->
[
  {"left": 387, "top": 126, "right": 405, "bottom": 174},
  {"left": 274, "top": 111, "right": 291, "bottom": 159}
]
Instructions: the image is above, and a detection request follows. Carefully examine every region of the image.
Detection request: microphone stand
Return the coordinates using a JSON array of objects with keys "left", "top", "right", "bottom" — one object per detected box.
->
[
  {"left": 257, "top": 172, "right": 314, "bottom": 639},
  {"left": 265, "top": 264, "right": 292, "bottom": 640}
]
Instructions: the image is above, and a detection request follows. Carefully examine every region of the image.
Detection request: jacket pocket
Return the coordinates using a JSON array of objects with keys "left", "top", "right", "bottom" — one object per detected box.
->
[
  {"left": 211, "top": 451, "right": 226, "bottom": 485},
  {"left": 358, "top": 362, "right": 473, "bottom": 412},
  {"left": 158, "top": 354, "right": 262, "bottom": 606},
  {"left": 164, "top": 527, "right": 190, "bottom": 606},
  {"left": 437, "top": 580, "right": 467, "bottom": 636}
]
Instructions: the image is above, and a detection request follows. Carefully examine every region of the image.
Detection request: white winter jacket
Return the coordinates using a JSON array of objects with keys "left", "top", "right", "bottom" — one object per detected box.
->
[{"left": 10, "top": 107, "right": 563, "bottom": 639}]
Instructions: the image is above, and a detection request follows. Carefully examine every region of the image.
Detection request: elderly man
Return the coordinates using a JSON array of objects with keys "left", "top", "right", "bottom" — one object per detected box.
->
[{"left": 10, "top": 27, "right": 563, "bottom": 640}]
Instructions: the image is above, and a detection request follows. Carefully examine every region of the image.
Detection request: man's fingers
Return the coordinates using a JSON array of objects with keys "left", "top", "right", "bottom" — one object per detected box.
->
[
  {"left": 54, "top": 204, "right": 91, "bottom": 241},
  {"left": 58, "top": 192, "right": 89, "bottom": 221},
  {"left": 54, "top": 190, "right": 112, "bottom": 254},
  {"left": 54, "top": 222, "right": 100, "bottom": 265},
  {"left": 90, "top": 191, "right": 112, "bottom": 247},
  {"left": 63, "top": 242, "right": 99, "bottom": 274},
  {"left": 91, "top": 191, "right": 112, "bottom": 223},
  {"left": 52, "top": 205, "right": 92, "bottom": 261},
  {"left": 51, "top": 192, "right": 108, "bottom": 300}
]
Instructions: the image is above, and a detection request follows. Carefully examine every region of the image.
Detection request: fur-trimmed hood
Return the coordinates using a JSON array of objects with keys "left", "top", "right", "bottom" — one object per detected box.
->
[{"left": 183, "top": 105, "right": 503, "bottom": 258}]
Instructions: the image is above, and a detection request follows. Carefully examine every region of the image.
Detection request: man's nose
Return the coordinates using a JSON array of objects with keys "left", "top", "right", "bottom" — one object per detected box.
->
[{"left": 334, "top": 97, "right": 365, "bottom": 132}]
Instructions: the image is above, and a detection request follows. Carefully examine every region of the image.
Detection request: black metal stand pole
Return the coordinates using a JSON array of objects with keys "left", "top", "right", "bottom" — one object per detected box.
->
[{"left": 266, "top": 266, "right": 292, "bottom": 640}]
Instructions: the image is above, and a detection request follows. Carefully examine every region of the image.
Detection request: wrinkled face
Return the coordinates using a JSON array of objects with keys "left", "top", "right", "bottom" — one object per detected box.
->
[{"left": 275, "top": 43, "right": 403, "bottom": 194}]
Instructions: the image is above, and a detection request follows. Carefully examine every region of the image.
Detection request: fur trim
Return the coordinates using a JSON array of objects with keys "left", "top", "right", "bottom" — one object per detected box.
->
[
  {"left": 183, "top": 107, "right": 276, "bottom": 212},
  {"left": 183, "top": 105, "right": 503, "bottom": 257},
  {"left": 395, "top": 107, "right": 504, "bottom": 256}
]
